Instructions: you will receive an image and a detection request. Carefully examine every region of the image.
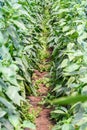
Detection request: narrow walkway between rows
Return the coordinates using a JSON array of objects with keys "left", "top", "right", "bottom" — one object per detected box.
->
[{"left": 29, "top": 69, "right": 53, "bottom": 130}]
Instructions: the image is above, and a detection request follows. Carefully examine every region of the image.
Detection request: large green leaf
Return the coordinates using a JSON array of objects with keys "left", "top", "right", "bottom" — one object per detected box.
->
[
  {"left": 0, "top": 97, "right": 15, "bottom": 110},
  {"left": 0, "top": 31, "right": 4, "bottom": 45},
  {"left": 62, "top": 124, "right": 74, "bottom": 130},
  {"left": 6, "top": 86, "right": 24, "bottom": 106},
  {"left": 9, "top": 114, "right": 20, "bottom": 128},
  {"left": 0, "top": 108, "right": 7, "bottom": 118},
  {"left": 50, "top": 95, "right": 87, "bottom": 105},
  {"left": 2, "top": 119, "right": 14, "bottom": 130},
  {"left": 22, "top": 121, "right": 36, "bottom": 130},
  {"left": 64, "top": 64, "right": 80, "bottom": 73}
]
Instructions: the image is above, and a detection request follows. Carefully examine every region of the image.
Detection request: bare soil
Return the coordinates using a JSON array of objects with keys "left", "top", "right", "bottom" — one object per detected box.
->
[{"left": 28, "top": 69, "right": 53, "bottom": 130}]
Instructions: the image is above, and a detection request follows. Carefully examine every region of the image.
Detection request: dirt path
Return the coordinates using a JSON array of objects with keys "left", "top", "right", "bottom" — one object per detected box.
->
[{"left": 28, "top": 69, "right": 53, "bottom": 130}]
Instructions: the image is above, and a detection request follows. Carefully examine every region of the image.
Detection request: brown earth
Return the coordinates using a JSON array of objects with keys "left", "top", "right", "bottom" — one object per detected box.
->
[{"left": 27, "top": 69, "right": 53, "bottom": 130}]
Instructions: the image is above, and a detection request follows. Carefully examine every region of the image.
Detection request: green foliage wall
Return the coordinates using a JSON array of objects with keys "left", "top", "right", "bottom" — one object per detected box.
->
[
  {"left": 48, "top": 0, "right": 87, "bottom": 129},
  {"left": 0, "top": 0, "right": 87, "bottom": 129},
  {"left": 0, "top": 0, "right": 43, "bottom": 129}
]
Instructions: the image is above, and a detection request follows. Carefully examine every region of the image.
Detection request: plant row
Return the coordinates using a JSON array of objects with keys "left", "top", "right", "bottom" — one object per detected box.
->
[
  {"left": 48, "top": 0, "right": 87, "bottom": 129},
  {"left": 0, "top": 0, "right": 44, "bottom": 129}
]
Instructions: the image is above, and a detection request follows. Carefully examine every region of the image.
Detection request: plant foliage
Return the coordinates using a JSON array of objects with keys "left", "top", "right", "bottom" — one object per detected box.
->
[
  {"left": 0, "top": 0, "right": 44, "bottom": 129},
  {"left": 1, "top": 0, "right": 87, "bottom": 129},
  {"left": 48, "top": 0, "right": 87, "bottom": 129}
]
